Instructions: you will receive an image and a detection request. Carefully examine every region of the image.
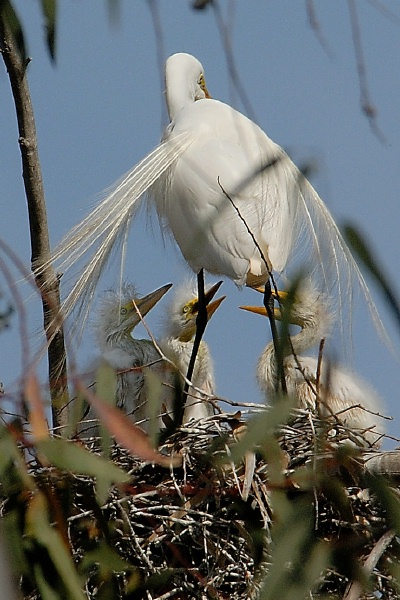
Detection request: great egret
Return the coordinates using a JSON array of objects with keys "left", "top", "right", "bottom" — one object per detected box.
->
[
  {"left": 240, "top": 283, "right": 385, "bottom": 447},
  {"left": 159, "top": 279, "right": 225, "bottom": 422},
  {"left": 50, "top": 52, "right": 378, "bottom": 340},
  {"left": 82, "top": 282, "right": 172, "bottom": 433}
]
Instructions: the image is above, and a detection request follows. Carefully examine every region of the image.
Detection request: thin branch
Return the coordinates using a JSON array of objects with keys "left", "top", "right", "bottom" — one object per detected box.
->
[
  {"left": 347, "top": 0, "right": 386, "bottom": 142},
  {"left": 0, "top": 14, "right": 69, "bottom": 429},
  {"left": 212, "top": 0, "right": 257, "bottom": 120},
  {"left": 305, "top": 0, "right": 335, "bottom": 59},
  {"left": 147, "top": 0, "right": 167, "bottom": 131},
  {"left": 217, "top": 178, "right": 287, "bottom": 395}
]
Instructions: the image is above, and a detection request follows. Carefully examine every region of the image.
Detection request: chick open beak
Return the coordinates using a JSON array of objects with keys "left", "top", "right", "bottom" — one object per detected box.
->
[
  {"left": 239, "top": 305, "right": 268, "bottom": 317},
  {"left": 204, "top": 280, "right": 223, "bottom": 304},
  {"left": 239, "top": 304, "right": 285, "bottom": 322},
  {"left": 253, "top": 286, "right": 288, "bottom": 303},
  {"left": 132, "top": 283, "right": 173, "bottom": 322},
  {"left": 190, "top": 280, "right": 224, "bottom": 316},
  {"left": 206, "top": 295, "right": 226, "bottom": 320}
]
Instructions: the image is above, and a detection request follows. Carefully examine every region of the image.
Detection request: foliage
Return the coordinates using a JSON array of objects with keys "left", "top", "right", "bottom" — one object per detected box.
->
[{"left": 2, "top": 371, "right": 400, "bottom": 599}]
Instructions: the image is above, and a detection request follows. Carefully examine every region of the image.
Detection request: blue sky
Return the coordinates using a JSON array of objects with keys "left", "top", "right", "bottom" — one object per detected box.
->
[{"left": 1, "top": 1, "right": 399, "bottom": 445}]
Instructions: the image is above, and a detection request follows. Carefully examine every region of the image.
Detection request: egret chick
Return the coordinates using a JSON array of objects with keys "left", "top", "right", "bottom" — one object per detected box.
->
[
  {"left": 241, "top": 284, "right": 385, "bottom": 447},
  {"left": 89, "top": 282, "right": 172, "bottom": 431},
  {"left": 159, "top": 280, "right": 225, "bottom": 423}
]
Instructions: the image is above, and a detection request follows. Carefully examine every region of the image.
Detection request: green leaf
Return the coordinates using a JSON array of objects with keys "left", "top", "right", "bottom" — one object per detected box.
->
[
  {"left": 344, "top": 224, "right": 400, "bottom": 329},
  {"left": 258, "top": 496, "right": 330, "bottom": 600},
  {"left": 2, "top": 514, "right": 31, "bottom": 578},
  {"left": 0, "top": 426, "right": 35, "bottom": 491},
  {"left": 107, "top": 0, "right": 121, "bottom": 26},
  {"left": 26, "top": 492, "right": 86, "bottom": 600},
  {"left": 80, "top": 542, "right": 132, "bottom": 576},
  {"left": 0, "top": 0, "right": 27, "bottom": 62},
  {"left": 96, "top": 362, "right": 117, "bottom": 459},
  {"left": 34, "top": 564, "right": 61, "bottom": 600},
  {"left": 365, "top": 472, "right": 400, "bottom": 534},
  {"left": 39, "top": 0, "right": 57, "bottom": 61},
  {"left": 144, "top": 368, "right": 163, "bottom": 447},
  {"left": 37, "top": 438, "right": 129, "bottom": 485},
  {"left": 224, "top": 396, "right": 294, "bottom": 465}
]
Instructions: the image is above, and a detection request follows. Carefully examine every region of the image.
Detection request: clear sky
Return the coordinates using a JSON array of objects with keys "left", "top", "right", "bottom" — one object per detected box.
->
[{"left": 1, "top": 1, "right": 399, "bottom": 445}]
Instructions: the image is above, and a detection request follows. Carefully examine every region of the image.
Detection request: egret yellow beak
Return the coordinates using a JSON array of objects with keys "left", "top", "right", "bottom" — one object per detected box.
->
[
  {"left": 132, "top": 283, "right": 173, "bottom": 320},
  {"left": 206, "top": 295, "right": 226, "bottom": 319},
  {"left": 204, "top": 280, "right": 223, "bottom": 305},
  {"left": 253, "top": 286, "right": 288, "bottom": 303},
  {"left": 199, "top": 73, "right": 211, "bottom": 99},
  {"left": 239, "top": 305, "right": 268, "bottom": 317},
  {"left": 190, "top": 280, "right": 224, "bottom": 316},
  {"left": 239, "top": 304, "right": 283, "bottom": 322}
]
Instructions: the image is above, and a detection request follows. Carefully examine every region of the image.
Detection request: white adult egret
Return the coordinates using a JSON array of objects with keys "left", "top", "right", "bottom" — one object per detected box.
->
[
  {"left": 50, "top": 52, "right": 378, "bottom": 338},
  {"left": 240, "top": 283, "right": 385, "bottom": 447},
  {"left": 83, "top": 282, "right": 172, "bottom": 433},
  {"left": 159, "top": 280, "right": 225, "bottom": 422}
]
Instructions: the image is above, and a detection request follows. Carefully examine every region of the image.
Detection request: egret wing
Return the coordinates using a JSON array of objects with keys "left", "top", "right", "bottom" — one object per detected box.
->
[{"left": 50, "top": 134, "right": 192, "bottom": 328}]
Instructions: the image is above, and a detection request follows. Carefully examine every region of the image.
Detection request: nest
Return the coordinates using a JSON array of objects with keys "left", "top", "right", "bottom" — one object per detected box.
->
[{"left": 3, "top": 407, "right": 400, "bottom": 599}]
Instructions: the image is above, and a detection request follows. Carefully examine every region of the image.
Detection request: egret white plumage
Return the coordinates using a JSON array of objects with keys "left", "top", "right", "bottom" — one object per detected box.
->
[
  {"left": 240, "top": 283, "right": 385, "bottom": 447},
  {"left": 159, "top": 280, "right": 225, "bottom": 422},
  {"left": 87, "top": 282, "right": 172, "bottom": 432},
  {"left": 50, "top": 52, "right": 379, "bottom": 339}
]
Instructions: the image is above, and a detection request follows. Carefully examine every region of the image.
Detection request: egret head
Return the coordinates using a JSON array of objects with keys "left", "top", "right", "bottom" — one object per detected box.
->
[
  {"left": 95, "top": 283, "right": 172, "bottom": 344},
  {"left": 165, "top": 53, "right": 211, "bottom": 120},
  {"left": 164, "top": 280, "right": 225, "bottom": 342}
]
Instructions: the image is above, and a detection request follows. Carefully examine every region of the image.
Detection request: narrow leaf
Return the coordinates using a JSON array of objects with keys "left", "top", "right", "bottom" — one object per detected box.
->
[
  {"left": 95, "top": 362, "right": 116, "bottom": 458},
  {"left": 344, "top": 224, "right": 400, "bottom": 328},
  {"left": 37, "top": 437, "right": 129, "bottom": 484},
  {"left": 26, "top": 492, "right": 86, "bottom": 600},
  {"left": 226, "top": 397, "right": 294, "bottom": 464},
  {"left": 80, "top": 542, "right": 131, "bottom": 575},
  {"left": 144, "top": 368, "right": 163, "bottom": 447},
  {"left": 40, "top": 0, "right": 57, "bottom": 60},
  {"left": 25, "top": 371, "right": 49, "bottom": 441},
  {"left": 0, "top": 0, "right": 27, "bottom": 62},
  {"left": 80, "top": 384, "right": 182, "bottom": 468}
]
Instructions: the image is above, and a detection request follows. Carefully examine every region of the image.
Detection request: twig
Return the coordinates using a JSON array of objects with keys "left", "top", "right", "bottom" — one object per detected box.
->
[
  {"left": 347, "top": 0, "right": 386, "bottom": 142},
  {"left": 306, "top": 0, "right": 335, "bottom": 59},
  {"left": 212, "top": 0, "right": 256, "bottom": 120},
  {"left": 217, "top": 179, "right": 287, "bottom": 394}
]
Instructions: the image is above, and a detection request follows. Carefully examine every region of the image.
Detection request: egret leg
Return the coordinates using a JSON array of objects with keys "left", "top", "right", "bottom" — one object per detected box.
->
[
  {"left": 176, "top": 269, "right": 208, "bottom": 426},
  {"left": 263, "top": 281, "right": 287, "bottom": 395}
]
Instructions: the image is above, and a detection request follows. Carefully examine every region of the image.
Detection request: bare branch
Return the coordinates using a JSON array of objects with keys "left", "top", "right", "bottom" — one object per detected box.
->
[
  {"left": 347, "top": 0, "right": 386, "bottom": 142},
  {"left": 305, "top": 0, "right": 335, "bottom": 59},
  {"left": 0, "top": 14, "right": 69, "bottom": 429}
]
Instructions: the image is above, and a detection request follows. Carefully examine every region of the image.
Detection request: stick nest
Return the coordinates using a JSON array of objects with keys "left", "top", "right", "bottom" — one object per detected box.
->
[{"left": 5, "top": 408, "right": 400, "bottom": 599}]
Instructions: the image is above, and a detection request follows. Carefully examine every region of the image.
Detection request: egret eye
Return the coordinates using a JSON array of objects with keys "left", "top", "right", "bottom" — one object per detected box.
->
[
  {"left": 120, "top": 307, "right": 127, "bottom": 315},
  {"left": 183, "top": 305, "right": 190, "bottom": 314}
]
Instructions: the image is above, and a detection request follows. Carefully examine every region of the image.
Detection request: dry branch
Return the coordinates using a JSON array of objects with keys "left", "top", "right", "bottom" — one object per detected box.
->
[{"left": 0, "top": 13, "right": 68, "bottom": 428}]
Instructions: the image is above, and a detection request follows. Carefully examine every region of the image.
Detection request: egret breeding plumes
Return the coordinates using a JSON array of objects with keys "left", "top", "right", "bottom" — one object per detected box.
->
[
  {"left": 50, "top": 52, "right": 379, "bottom": 338},
  {"left": 88, "top": 282, "right": 172, "bottom": 431},
  {"left": 159, "top": 280, "right": 225, "bottom": 422},
  {"left": 241, "top": 283, "right": 385, "bottom": 447}
]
